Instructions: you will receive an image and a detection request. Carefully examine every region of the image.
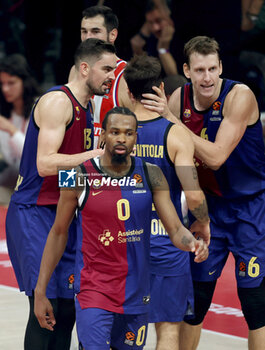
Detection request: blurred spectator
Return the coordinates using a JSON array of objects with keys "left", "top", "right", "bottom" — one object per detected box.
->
[
  {"left": 130, "top": 0, "right": 178, "bottom": 77},
  {"left": 0, "top": 54, "right": 41, "bottom": 189},
  {"left": 239, "top": 0, "right": 265, "bottom": 113}
]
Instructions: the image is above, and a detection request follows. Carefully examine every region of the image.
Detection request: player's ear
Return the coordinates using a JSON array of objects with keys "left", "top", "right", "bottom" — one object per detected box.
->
[
  {"left": 108, "top": 28, "right": 118, "bottom": 44},
  {"left": 219, "top": 60, "right": 223, "bottom": 76},
  {"left": 183, "top": 63, "right": 190, "bottom": 79},
  {"left": 80, "top": 62, "right": 90, "bottom": 76}
]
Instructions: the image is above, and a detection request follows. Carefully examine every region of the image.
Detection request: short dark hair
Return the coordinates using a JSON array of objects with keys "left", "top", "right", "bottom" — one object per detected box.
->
[
  {"left": 184, "top": 36, "right": 220, "bottom": 66},
  {"left": 102, "top": 106, "right": 138, "bottom": 131},
  {"left": 74, "top": 38, "right": 116, "bottom": 67},
  {"left": 82, "top": 5, "right": 119, "bottom": 33},
  {"left": 123, "top": 55, "right": 162, "bottom": 101}
]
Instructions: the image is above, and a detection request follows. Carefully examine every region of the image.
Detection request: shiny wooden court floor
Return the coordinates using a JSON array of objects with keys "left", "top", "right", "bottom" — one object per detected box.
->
[{"left": 0, "top": 286, "right": 247, "bottom": 350}]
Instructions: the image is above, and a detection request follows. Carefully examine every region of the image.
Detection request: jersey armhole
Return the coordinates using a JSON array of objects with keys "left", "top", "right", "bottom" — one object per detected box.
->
[
  {"left": 78, "top": 163, "right": 90, "bottom": 211},
  {"left": 142, "top": 160, "right": 153, "bottom": 194}
]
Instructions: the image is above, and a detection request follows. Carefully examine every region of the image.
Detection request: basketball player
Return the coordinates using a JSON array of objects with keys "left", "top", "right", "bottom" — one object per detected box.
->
[
  {"left": 5, "top": 38, "right": 117, "bottom": 350},
  {"left": 123, "top": 54, "right": 210, "bottom": 350},
  {"left": 68, "top": 5, "right": 131, "bottom": 148},
  {"left": 34, "top": 107, "right": 209, "bottom": 350},
  {"left": 141, "top": 36, "right": 265, "bottom": 350}
]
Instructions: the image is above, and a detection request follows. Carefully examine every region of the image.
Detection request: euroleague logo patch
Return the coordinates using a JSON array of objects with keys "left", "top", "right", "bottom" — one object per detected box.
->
[
  {"left": 124, "top": 331, "right": 135, "bottom": 346},
  {"left": 133, "top": 174, "right": 144, "bottom": 188},
  {"left": 212, "top": 101, "right": 221, "bottom": 110},
  {"left": 68, "top": 274, "right": 74, "bottom": 289},
  {"left": 238, "top": 261, "right": 246, "bottom": 277}
]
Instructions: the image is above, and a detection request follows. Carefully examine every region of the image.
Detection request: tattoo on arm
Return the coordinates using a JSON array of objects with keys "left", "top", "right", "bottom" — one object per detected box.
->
[
  {"left": 148, "top": 163, "right": 165, "bottom": 189},
  {"left": 181, "top": 234, "right": 192, "bottom": 247},
  {"left": 192, "top": 167, "right": 198, "bottom": 180},
  {"left": 191, "top": 199, "right": 208, "bottom": 221}
]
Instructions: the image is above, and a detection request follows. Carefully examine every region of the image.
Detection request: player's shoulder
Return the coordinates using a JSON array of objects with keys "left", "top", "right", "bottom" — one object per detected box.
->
[{"left": 225, "top": 81, "right": 256, "bottom": 108}]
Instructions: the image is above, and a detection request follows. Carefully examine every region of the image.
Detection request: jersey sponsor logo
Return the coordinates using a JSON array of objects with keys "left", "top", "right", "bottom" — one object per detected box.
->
[
  {"left": 210, "top": 115, "right": 221, "bottom": 120},
  {"left": 98, "top": 230, "right": 114, "bottom": 246},
  {"left": 184, "top": 108, "right": 191, "bottom": 118},
  {"left": 136, "top": 144, "right": 164, "bottom": 158},
  {"left": 118, "top": 229, "right": 143, "bottom": 243},
  {"left": 58, "top": 168, "right": 76, "bottom": 188},
  {"left": 92, "top": 190, "right": 103, "bottom": 196},
  {"left": 133, "top": 189, "right": 147, "bottom": 194},
  {"left": 212, "top": 101, "right": 221, "bottom": 110}
]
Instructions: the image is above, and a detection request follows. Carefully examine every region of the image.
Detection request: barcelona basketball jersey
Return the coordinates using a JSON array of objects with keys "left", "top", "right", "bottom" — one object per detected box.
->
[
  {"left": 136, "top": 117, "right": 189, "bottom": 276},
  {"left": 11, "top": 85, "right": 94, "bottom": 205},
  {"left": 75, "top": 156, "right": 153, "bottom": 314},
  {"left": 181, "top": 79, "right": 265, "bottom": 198}
]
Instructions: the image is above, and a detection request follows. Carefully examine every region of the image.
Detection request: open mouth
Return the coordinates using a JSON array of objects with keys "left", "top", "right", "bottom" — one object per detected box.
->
[
  {"left": 114, "top": 145, "right": 127, "bottom": 155},
  {"left": 201, "top": 84, "right": 214, "bottom": 90}
]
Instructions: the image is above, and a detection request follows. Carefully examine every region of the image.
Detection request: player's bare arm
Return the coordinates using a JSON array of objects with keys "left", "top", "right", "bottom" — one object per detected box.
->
[
  {"left": 146, "top": 162, "right": 209, "bottom": 262},
  {"left": 35, "top": 92, "right": 103, "bottom": 176},
  {"left": 167, "top": 125, "right": 211, "bottom": 244},
  {"left": 34, "top": 186, "right": 79, "bottom": 331},
  {"left": 187, "top": 84, "right": 259, "bottom": 170}
]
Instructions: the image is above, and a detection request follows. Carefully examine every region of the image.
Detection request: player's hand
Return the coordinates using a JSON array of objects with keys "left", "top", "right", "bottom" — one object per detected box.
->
[
  {"left": 157, "top": 20, "right": 175, "bottom": 49},
  {"left": 141, "top": 84, "right": 170, "bottom": 117},
  {"left": 88, "top": 148, "right": 105, "bottom": 159},
  {"left": 193, "top": 238, "right": 209, "bottom": 263},
  {"left": 190, "top": 220, "right": 211, "bottom": 247},
  {"left": 34, "top": 293, "right": 56, "bottom": 331}
]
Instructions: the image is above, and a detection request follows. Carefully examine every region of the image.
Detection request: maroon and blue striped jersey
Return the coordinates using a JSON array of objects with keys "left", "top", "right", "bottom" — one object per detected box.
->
[
  {"left": 74, "top": 156, "right": 153, "bottom": 314},
  {"left": 11, "top": 85, "right": 94, "bottom": 205},
  {"left": 181, "top": 79, "right": 265, "bottom": 199}
]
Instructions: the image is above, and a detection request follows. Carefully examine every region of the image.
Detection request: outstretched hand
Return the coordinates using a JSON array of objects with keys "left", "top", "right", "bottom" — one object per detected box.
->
[
  {"left": 191, "top": 237, "right": 209, "bottom": 263},
  {"left": 34, "top": 294, "right": 56, "bottom": 331}
]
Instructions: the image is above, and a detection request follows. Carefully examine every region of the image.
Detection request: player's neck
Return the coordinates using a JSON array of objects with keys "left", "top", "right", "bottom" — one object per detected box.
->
[
  {"left": 133, "top": 103, "right": 160, "bottom": 121},
  {"left": 66, "top": 82, "right": 91, "bottom": 108}
]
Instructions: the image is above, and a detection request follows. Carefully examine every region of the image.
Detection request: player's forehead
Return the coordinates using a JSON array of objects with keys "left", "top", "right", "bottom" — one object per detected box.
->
[
  {"left": 81, "top": 15, "right": 107, "bottom": 31},
  {"left": 189, "top": 52, "right": 219, "bottom": 68},
  {"left": 93, "top": 52, "right": 117, "bottom": 70},
  {"left": 107, "top": 114, "right": 136, "bottom": 130}
]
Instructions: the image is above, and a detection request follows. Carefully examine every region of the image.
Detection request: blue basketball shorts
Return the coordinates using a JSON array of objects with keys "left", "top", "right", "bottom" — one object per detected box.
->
[
  {"left": 190, "top": 191, "right": 265, "bottom": 288},
  {"left": 148, "top": 272, "right": 194, "bottom": 323},
  {"left": 75, "top": 299, "right": 148, "bottom": 350},
  {"left": 5, "top": 201, "right": 77, "bottom": 298}
]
